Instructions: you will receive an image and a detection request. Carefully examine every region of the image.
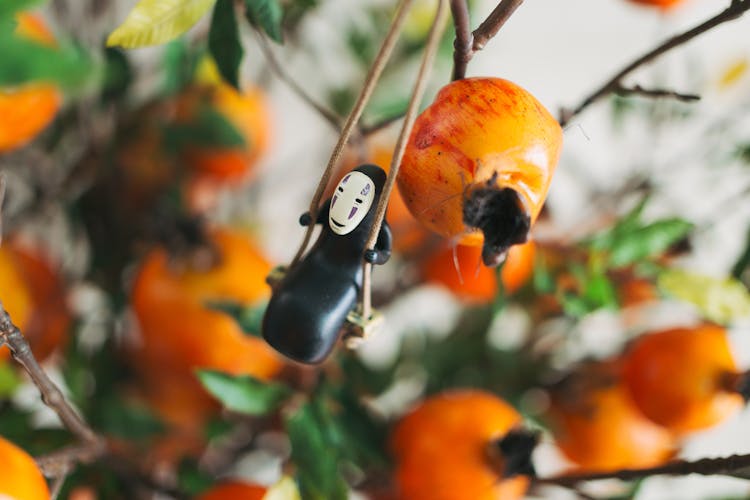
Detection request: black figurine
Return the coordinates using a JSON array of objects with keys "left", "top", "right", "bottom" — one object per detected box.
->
[{"left": 262, "top": 164, "right": 392, "bottom": 364}]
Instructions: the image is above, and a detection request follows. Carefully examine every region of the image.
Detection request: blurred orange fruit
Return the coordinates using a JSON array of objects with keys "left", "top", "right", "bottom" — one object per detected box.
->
[
  {"left": 0, "top": 13, "right": 61, "bottom": 153},
  {"left": 0, "top": 240, "right": 70, "bottom": 363},
  {"left": 0, "top": 435, "right": 50, "bottom": 500},
  {"left": 622, "top": 324, "right": 745, "bottom": 435},
  {"left": 129, "top": 228, "right": 282, "bottom": 431},
  {"left": 627, "top": 0, "right": 685, "bottom": 10},
  {"left": 547, "top": 362, "right": 675, "bottom": 472},
  {"left": 197, "top": 481, "right": 267, "bottom": 500},
  {"left": 391, "top": 389, "right": 530, "bottom": 500}
]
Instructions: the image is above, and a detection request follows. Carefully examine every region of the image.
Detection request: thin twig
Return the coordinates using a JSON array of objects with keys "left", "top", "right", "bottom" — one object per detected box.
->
[
  {"left": 614, "top": 84, "right": 701, "bottom": 102},
  {"left": 0, "top": 308, "right": 101, "bottom": 447},
  {"left": 539, "top": 453, "right": 750, "bottom": 487},
  {"left": 49, "top": 474, "right": 66, "bottom": 500},
  {"left": 472, "top": 0, "right": 525, "bottom": 51},
  {"left": 450, "top": 0, "right": 473, "bottom": 80},
  {"left": 253, "top": 29, "right": 343, "bottom": 132},
  {"left": 35, "top": 443, "right": 105, "bottom": 477},
  {"left": 289, "top": 0, "right": 416, "bottom": 267},
  {"left": 560, "top": 0, "right": 750, "bottom": 126},
  {"left": 360, "top": 0, "right": 451, "bottom": 320}
]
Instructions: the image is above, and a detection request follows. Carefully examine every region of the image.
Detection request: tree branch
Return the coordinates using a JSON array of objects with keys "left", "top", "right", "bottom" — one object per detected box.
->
[
  {"left": 614, "top": 84, "right": 701, "bottom": 102},
  {"left": 560, "top": 0, "right": 750, "bottom": 126},
  {"left": 253, "top": 29, "right": 343, "bottom": 132},
  {"left": 539, "top": 453, "right": 750, "bottom": 488},
  {"left": 472, "top": 0, "right": 525, "bottom": 51},
  {"left": 450, "top": 0, "right": 473, "bottom": 80}
]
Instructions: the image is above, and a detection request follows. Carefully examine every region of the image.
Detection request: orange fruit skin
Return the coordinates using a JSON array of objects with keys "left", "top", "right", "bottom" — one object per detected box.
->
[
  {"left": 627, "top": 0, "right": 685, "bottom": 10},
  {"left": 130, "top": 228, "right": 283, "bottom": 431},
  {"left": 548, "top": 364, "right": 675, "bottom": 473},
  {"left": 179, "top": 84, "right": 271, "bottom": 183},
  {"left": 197, "top": 481, "right": 267, "bottom": 500},
  {"left": 0, "top": 14, "right": 61, "bottom": 153},
  {"left": 391, "top": 389, "right": 528, "bottom": 500},
  {"left": 398, "top": 78, "right": 562, "bottom": 247},
  {"left": 622, "top": 325, "right": 744, "bottom": 435},
  {"left": 0, "top": 241, "right": 70, "bottom": 363},
  {"left": 0, "top": 435, "right": 50, "bottom": 500},
  {"left": 422, "top": 240, "right": 536, "bottom": 303}
]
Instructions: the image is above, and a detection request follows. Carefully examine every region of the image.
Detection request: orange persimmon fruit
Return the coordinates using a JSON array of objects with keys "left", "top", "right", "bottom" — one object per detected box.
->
[
  {"left": 622, "top": 324, "right": 746, "bottom": 435},
  {"left": 175, "top": 82, "right": 271, "bottom": 183},
  {"left": 398, "top": 77, "right": 562, "bottom": 266},
  {"left": 422, "top": 240, "right": 536, "bottom": 303},
  {"left": 0, "top": 436, "right": 50, "bottom": 500},
  {"left": 391, "top": 389, "right": 534, "bottom": 500},
  {"left": 196, "top": 480, "right": 267, "bottom": 500},
  {"left": 129, "top": 228, "right": 282, "bottom": 431},
  {"left": 627, "top": 0, "right": 685, "bottom": 10},
  {"left": 546, "top": 362, "right": 675, "bottom": 472},
  {"left": 0, "top": 240, "right": 70, "bottom": 363},
  {"left": 0, "top": 13, "right": 61, "bottom": 153}
]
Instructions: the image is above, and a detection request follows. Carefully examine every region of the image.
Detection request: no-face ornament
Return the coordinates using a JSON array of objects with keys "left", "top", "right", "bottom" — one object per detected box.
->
[{"left": 262, "top": 164, "right": 392, "bottom": 364}]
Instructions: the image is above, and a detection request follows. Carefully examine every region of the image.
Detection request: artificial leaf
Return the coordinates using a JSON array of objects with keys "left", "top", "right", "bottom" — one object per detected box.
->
[
  {"left": 286, "top": 402, "right": 348, "bottom": 500},
  {"left": 206, "top": 300, "right": 266, "bottom": 336},
  {"left": 208, "top": 0, "right": 243, "bottom": 90},
  {"left": 245, "top": 0, "right": 284, "bottom": 43},
  {"left": 0, "top": 0, "right": 41, "bottom": 20},
  {"left": 107, "top": 0, "right": 217, "bottom": 49},
  {"left": 0, "top": 33, "right": 93, "bottom": 89},
  {"left": 197, "top": 369, "right": 291, "bottom": 415},
  {"left": 608, "top": 219, "right": 693, "bottom": 267},
  {"left": 265, "top": 476, "right": 302, "bottom": 500},
  {"left": 658, "top": 269, "right": 750, "bottom": 324},
  {"left": 163, "top": 106, "right": 246, "bottom": 151}
]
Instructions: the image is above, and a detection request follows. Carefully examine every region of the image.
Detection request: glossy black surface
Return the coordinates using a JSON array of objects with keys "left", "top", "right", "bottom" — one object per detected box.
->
[{"left": 262, "top": 164, "right": 392, "bottom": 364}]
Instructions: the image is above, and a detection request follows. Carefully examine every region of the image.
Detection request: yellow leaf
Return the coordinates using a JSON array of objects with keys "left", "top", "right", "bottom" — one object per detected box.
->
[
  {"left": 263, "top": 476, "right": 301, "bottom": 500},
  {"left": 719, "top": 58, "right": 749, "bottom": 89},
  {"left": 107, "top": 0, "right": 217, "bottom": 49},
  {"left": 195, "top": 55, "right": 223, "bottom": 86},
  {"left": 658, "top": 269, "right": 750, "bottom": 324}
]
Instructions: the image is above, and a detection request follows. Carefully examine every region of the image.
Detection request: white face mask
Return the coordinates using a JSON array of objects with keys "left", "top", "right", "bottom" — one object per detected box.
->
[{"left": 328, "top": 171, "right": 376, "bottom": 235}]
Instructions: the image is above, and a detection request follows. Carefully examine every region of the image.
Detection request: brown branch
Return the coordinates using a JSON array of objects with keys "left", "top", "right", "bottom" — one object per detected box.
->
[
  {"left": 35, "top": 444, "right": 106, "bottom": 478},
  {"left": 560, "top": 0, "right": 750, "bottom": 126},
  {"left": 450, "top": 0, "right": 473, "bottom": 80},
  {"left": 253, "top": 29, "right": 343, "bottom": 132},
  {"left": 472, "top": 0, "right": 525, "bottom": 51},
  {"left": 614, "top": 84, "right": 701, "bottom": 102},
  {"left": 539, "top": 453, "right": 750, "bottom": 488}
]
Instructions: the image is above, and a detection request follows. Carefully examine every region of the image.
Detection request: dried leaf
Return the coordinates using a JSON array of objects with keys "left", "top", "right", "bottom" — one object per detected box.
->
[{"left": 658, "top": 269, "right": 750, "bottom": 324}]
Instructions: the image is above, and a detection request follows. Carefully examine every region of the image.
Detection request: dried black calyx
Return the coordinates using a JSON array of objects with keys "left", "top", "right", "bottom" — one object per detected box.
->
[
  {"left": 496, "top": 428, "right": 540, "bottom": 478},
  {"left": 463, "top": 181, "right": 530, "bottom": 267}
]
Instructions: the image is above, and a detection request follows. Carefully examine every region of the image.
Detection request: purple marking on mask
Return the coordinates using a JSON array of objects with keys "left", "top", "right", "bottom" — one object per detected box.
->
[
  {"left": 342, "top": 175, "right": 351, "bottom": 184},
  {"left": 348, "top": 207, "right": 358, "bottom": 220},
  {"left": 361, "top": 184, "right": 371, "bottom": 195},
  {"left": 331, "top": 195, "right": 337, "bottom": 208}
]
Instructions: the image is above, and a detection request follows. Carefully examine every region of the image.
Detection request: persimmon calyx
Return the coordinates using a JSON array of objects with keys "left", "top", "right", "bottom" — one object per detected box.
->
[
  {"left": 463, "top": 183, "right": 530, "bottom": 267},
  {"left": 487, "top": 428, "right": 540, "bottom": 479}
]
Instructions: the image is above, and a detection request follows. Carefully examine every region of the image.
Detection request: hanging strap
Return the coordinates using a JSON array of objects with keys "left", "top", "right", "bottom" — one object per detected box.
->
[
  {"left": 289, "top": 0, "right": 417, "bottom": 268},
  {"left": 359, "top": 0, "right": 450, "bottom": 322}
]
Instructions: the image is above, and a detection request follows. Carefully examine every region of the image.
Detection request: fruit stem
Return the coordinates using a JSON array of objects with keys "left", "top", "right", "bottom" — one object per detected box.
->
[
  {"left": 720, "top": 370, "right": 750, "bottom": 401},
  {"left": 463, "top": 182, "right": 530, "bottom": 267},
  {"left": 486, "top": 428, "right": 539, "bottom": 478}
]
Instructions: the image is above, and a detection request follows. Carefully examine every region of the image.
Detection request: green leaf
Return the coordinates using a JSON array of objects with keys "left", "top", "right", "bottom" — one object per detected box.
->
[
  {"left": 658, "top": 269, "right": 750, "bottom": 324},
  {"left": 101, "top": 47, "right": 133, "bottom": 101},
  {"left": 177, "top": 458, "right": 215, "bottom": 496},
  {"left": 95, "top": 397, "right": 165, "bottom": 440},
  {"left": 0, "top": 33, "right": 94, "bottom": 89},
  {"left": 0, "top": 363, "right": 22, "bottom": 397},
  {"left": 163, "top": 105, "right": 246, "bottom": 151},
  {"left": 206, "top": 300, "right": 266, "bottom": 336},
  {"left": 732, "top": 228, "right": 750, "bottom": 282},
  {"left": 609, "top": 219, "right": 693, "bottom": 267},
  {"left": 209, "top": 0, "right": 243, "bottom": 90},
  {"left": 0, "top": 0, "right": 42, "bottom": 19},
  {"left": 197, "top": 369, "right": 291, "bottom": 415},
  {"left": 107, "top": 0, "right": 217, "bottom": 49},
  {"left": 245, "top": 0, "right": 284, "bottom": 43},
  {"left": 286, "top": 402, "right": 348, "bottom": 500}
]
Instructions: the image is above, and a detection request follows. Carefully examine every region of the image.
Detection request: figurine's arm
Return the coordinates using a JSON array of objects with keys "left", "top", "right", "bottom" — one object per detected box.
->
[
  {"left": 363, "top": 221, "right": 392, "bottom": 266},
  {"left": 299, "top": 200, "right": 331, "bottom": 226}
]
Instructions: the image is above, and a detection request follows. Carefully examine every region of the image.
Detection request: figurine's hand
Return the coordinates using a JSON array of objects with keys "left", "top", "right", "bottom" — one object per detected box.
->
[
  {"left": 299, "top": 213, "right": 313, "bottom": 226},
  {"left": 363, "top": 249, "right": 379, "bottom": 264}
]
